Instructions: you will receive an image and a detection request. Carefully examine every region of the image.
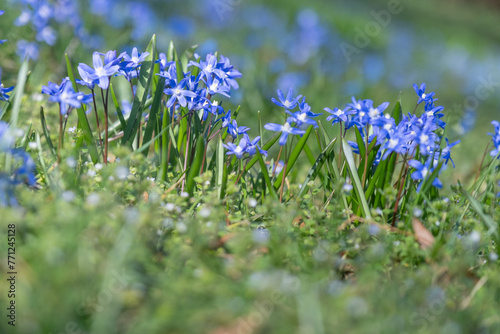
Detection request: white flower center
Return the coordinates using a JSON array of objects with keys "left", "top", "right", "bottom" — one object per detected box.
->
[
  {"left": 383, "top": 123, "right": 392, "bottom": 130},
  {"left": 95, "top": 67, "right": 105, "bottom": 77},
  {"left": 298, "top": 113, "right": 308, "bottom": 122},
  {"left": 420, "top": 134, "right": 429, "bottom": 143},
  {"left": 422, "top": 167, "right": 429, "bottom": 178},
  {"left": 422, "top": 93, "right": 427, "bottom": 99},
  {"left": 388, "top": 139, "right": 398, "bottom": 149},
  {"left": 235, "top": 146, "right": 243, "bottom": 154},
  {"left": 282, "top": 122, "right": 292, "bottom": 133},
  {"left": 174, "top": 88, "right": 182, "bottom": 95}
]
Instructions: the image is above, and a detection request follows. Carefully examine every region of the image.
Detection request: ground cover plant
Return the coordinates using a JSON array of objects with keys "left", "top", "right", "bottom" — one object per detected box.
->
[{"left": 0, "top": 1, "right": 500, "bottom": 334}]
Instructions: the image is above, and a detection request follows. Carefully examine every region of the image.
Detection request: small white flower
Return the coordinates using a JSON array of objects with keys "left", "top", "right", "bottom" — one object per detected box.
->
[
  {"left": 86, "top": 193, "right": 100, "bottom": 206},
  {"left": 180, "top": 192, "right": 189, "bottom": 198},
  {"left": 28, "top": 142, "right": 37, "bottom": 150},
  {"left": 199, "top": 207, "right": 211, "bottom": 218},
  {"left": 165, "top": 203, "right": 175, "bottom": 211},
  {"left": 248, "top": 198, "right": 257, "bottom": 208},
  {"left": 62, "top": 191, "right": 75, "bottom": 202}
]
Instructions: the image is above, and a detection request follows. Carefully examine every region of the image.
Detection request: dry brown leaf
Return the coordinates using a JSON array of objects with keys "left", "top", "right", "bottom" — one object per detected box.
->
[{"left": 412, "top": 218, "right": 435, "bottom": 249}]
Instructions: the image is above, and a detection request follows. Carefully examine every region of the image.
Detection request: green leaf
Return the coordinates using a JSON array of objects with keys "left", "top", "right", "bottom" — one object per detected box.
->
[
  {"left": 354, "top": 126, "right": 366, "bottom": 158},
  {"left": 273, "top": 126, "right": 313, "bottom": 189},
  {"left": 216, "top": 136, "right": 225, "bottom": 199},
  {"left": 392, "top": 100, "right": 402, "bottom": 124},
  {"left": 257, "top": 151, "right": 277, "bottom": 199},
  {"left": 186, "top": 135, "right": 206, "bottom": 195},
  {"left": 141, "top": 76, "right": 166, "bottom": 155},
  {"left": 342, "top": 139, "right": 372, "bottom": 219},
  {"left": 122, "top": 34, "right": 156, "bottom": 145},
  {"left": 39, "top": 107, "right": 57, "bottom": 159},
  {"left": 65, "top": 54, "right": 99, "bottom": 163},
  {"left": 460, "top": 186, "right": 498, "bottom": 239},
  {"left": 298, "top": 138, "right": 337, "bottom": 198},
  {"left": 180, "top": 44, "right": 198, "bottom": 73},
  {"left": 10, "top": 60, "right": 29, "bottom": 128},
  {"left": 109, "top": 83, "right": 127, "bottom": 130}
]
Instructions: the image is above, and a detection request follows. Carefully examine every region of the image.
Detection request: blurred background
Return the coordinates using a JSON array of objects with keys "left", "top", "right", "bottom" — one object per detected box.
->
[{"left": 1, "top": 0, "right": 499, "bottom": 182}]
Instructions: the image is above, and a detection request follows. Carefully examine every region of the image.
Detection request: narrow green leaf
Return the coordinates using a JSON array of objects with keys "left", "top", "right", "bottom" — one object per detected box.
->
[
  {"left": 354, "top": 126, "right": 366, "bottom": 158},
  {"left": 122, "top": 35, "right": 156, "bottom": 145},
  {"left": 180, "top": 44, "right": 198, "bottom": 73},
  {"left": 257, "top": 151, "right": 277, "bottom": 199},
  {"left": 343, "top": 139, "right": 372, "bottom": 219},
  {"left": 141, "top": 76, "right": 166, "bottom": 154},
  {"left": 392, "top": 100, "right": 402, "bottom": 124},
  {"left": 298, "top": 138, "right": 336, "bottom": 198},
  {"left": 216, "top": 136, "right": 225, "bottom": 199},
  {"left": 273, "top": 126, "right": 313, "bottom": 189},
  {"left": 40, "top": 107, "right": 57, "bottom": 159},
  {"left": 186, "top": 135, "right": 206, "bottom": 195},
  {"left": 65, "top": 54, "right": 99, "bottom": 163},
  {"left": 460, "top": 187, "right": 498, "bottom": 238},
  {"left": 109, "top": 83, "right": 127, "bottom": 130}
]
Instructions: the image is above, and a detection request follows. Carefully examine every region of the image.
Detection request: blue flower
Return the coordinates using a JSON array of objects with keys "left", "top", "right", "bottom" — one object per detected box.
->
[
  {"left": 488, "top": 121, "right": 500, "bottom": 158},
  {"left": 226, "top": 120, "right": 250, "bottom": 139},
  {"left": 243, "top": 134, "right": 267, "bottom": 157},
  {"left": 325, "top": 107, "right": 355, "bottom": 124},
  {"left": 223, "top": 137, "right": 248, "bottom": 159},
  {"left": 264, "top": 122, "right": 306, "bottom": 146},
  {"left": 440, "top": 138, "right": 460, "bottom": 168},
  {"left": 123, "top": 47, "right": 149, "bottom": 69},
  {"left": 189, "top": 53, "right": 224, "bottom": 80},
  {"left": 408, "top": 156, "right": 443, "bottom": 192},
  {"left": 0, "top": 76, "right": 14, "bottom": 101},
  {"left": 78, "top": 52, "right": 121, "bottom": 89},
  {"left": 413, "top": 83, "right": 435, "bottom": 105},
  {"left": 271, "top": 88, "right": 302, "bottom": 109},
  {"left": 44, "top": 80, "right": 83, "bottom": 115},
  {"left": 163, "top": 79, "right": 197, "bottom": 108}
]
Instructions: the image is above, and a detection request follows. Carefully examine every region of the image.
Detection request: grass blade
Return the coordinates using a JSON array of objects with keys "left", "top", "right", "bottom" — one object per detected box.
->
[
  {"left": 257, "top": 151, "right": 277, "bottom": 199},
  {"left": 273, "top": 126, "right": 313, "bottom": 189},
  {"left": 141, "top": 76, "right": 166, "bottom": 154},
  {"left": 298, "top": 138, "right": 336, "bottom": 198},
  {"left": 65, "top": 54, "right": 99, "bottom": 163},
  {"left": 39, "top": 107, "right": 57, "bottom": 160},
  {"left": 343, "top": 139, "right": 372, "bottom": 219}
]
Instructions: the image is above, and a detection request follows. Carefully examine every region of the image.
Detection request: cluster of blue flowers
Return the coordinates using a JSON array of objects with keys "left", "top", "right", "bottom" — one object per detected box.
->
[
  {"left": 488, "top": 121, "right": 500, "bottom": 158},
  {"left": 0, "top": 10, "right": 14, "bottom": 108},
  {"left": 0, "top": 121, "right": 37, "bottom": 206},
  {"left": 14, "top": 0, "right": 101, "bottom": 60},
  {"left": 264, "top": 88, "right": 322, "bottom": 146},
  {"left": 41, "top": 78, "right": 92, "bottom": 115},
  {"left": 326, "top": 83, "right": 460, "bottom": 191}
]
